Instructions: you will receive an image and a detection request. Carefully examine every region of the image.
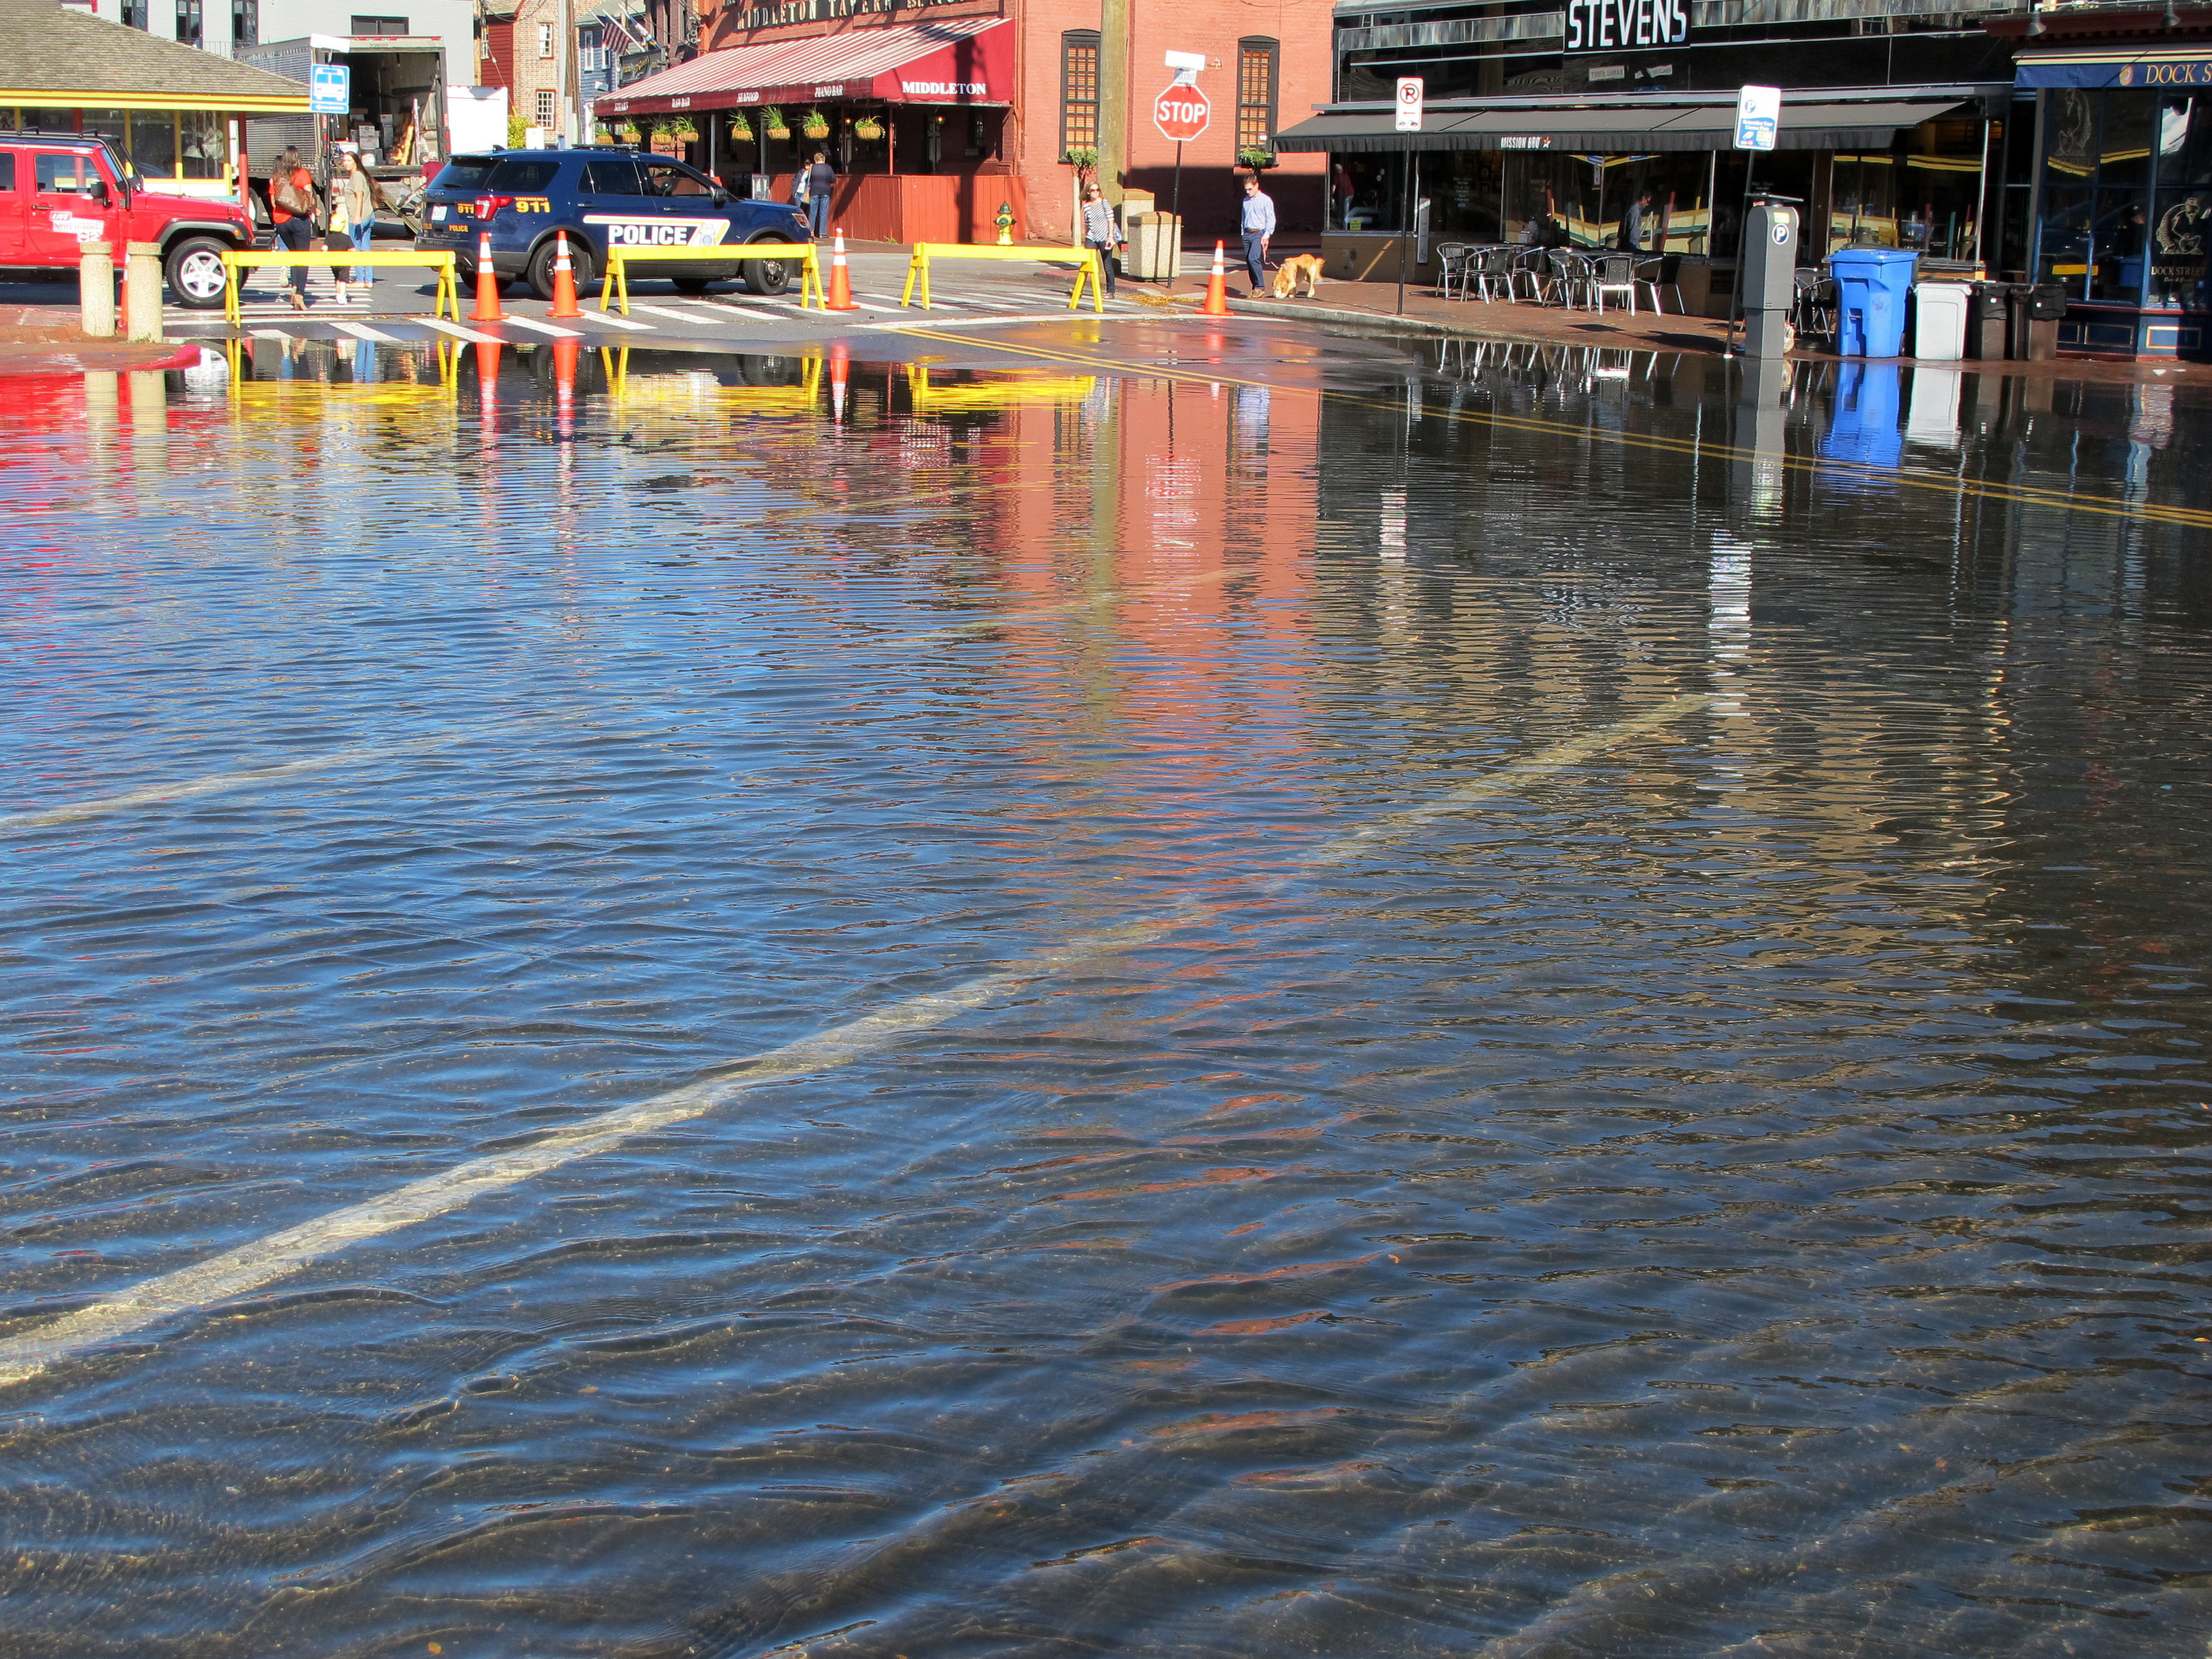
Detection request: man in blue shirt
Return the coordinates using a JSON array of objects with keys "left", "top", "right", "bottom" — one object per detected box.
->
[{"left": 1239, "top": 176, "right": 1276, "bottom": 296}]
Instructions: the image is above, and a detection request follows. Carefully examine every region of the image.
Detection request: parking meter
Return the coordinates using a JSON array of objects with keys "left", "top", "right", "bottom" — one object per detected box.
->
[{"left": 1742, "top": 198, "right": 1798, "bottom": 360}]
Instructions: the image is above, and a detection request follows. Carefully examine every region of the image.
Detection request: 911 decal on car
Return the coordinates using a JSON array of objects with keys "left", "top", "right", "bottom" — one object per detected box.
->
[{"left": 586, "top": 217, "right": 732, "bottom": 248}]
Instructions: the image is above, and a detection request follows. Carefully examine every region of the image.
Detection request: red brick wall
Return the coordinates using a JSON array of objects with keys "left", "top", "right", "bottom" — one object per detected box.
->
[
  {"left": 694, "top": 0, "right": 1325, "bottom": 245},
  {"left": 1013, "top": 0, "right": 1328, "bottom": 243}
]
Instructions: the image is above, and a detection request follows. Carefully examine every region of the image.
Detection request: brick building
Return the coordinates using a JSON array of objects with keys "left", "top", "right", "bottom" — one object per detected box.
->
[
  {"left": 477, "top": 0, "right": 573, "bottom": 137},
  {"left": 596, "top": 0, "right": 1328, "bottom": 246}
]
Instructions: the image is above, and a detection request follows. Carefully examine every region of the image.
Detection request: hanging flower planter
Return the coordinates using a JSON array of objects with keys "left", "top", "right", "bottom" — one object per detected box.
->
[
  {"left": 852, "top": 116, "right": 884, "bottom": 141},
  {"left": 670, "top": 115, "right": 698, "bottom": 141},
  {"left": 1064, "top": 144, "right": 1099, "bottom": 183},
  {"left": 760, "top": 106, "right": 790, "bottom": 140},
  {"left": 725, "top": 110, "right": 751, "bottom": 141},
  {"left": 1237, "top": 146, "right": 1278, "bottom": 172},
  {"left": 800, "top": 107, "right": 831, "bottom": 139}
]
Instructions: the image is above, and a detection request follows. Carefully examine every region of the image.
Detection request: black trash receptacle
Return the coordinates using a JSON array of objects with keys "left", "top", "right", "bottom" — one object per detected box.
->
[
  {"left": 2012, "top": 280, "right": 2065, "bottom": 362},
  {"left": 1969, "top": 282, "right": 2010, "bottom": 359}
]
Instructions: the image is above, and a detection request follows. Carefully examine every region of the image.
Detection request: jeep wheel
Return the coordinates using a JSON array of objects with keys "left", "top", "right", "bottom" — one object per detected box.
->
[
  {"left": 165, "top": 235, "right": 231, "bottom": 310},
  {"left": 526, "top": 237, "right": 594, "bottom": 302},
  {"left": 743, "top": 237, "right": 793, "bottom": 296}
]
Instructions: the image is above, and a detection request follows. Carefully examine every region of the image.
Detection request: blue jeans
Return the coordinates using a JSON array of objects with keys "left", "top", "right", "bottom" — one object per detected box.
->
[
  {"left": 275, "top": 215, "right": 313, "bottom": 291},
  {"left": 808, "top": 193, "right": 831, "bottom": 238},
  {"left": 1242, "top": 231, "right": 1268, "bottom": 291},
  {"left": 348, "top": 222, "right": 373, "bottom": 287}
]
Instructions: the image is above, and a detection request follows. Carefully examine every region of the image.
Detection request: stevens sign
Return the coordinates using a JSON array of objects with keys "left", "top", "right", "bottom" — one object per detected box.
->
[{"left": 1566, "top": 0, "right": 1688, "bottom": 52}]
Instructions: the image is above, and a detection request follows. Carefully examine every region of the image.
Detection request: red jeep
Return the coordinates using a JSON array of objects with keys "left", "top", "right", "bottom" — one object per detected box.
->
[{"left": 0, "top": 130, "right": 259, "bottom": 310}]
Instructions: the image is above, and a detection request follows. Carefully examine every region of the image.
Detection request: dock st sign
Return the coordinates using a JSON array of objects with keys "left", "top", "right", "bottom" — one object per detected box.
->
[{"left": 1566, "top": 0, "right": 1689, "bottom": 52}]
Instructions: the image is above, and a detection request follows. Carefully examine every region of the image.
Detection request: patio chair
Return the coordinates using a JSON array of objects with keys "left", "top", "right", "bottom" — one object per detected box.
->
[
  {"left": 1792, "top": 268, "right": 1836, "bottom": 340},
  {"left": 1432, "top": 242, "right": 1470, "bottom": 300},
  {"left": 1632, "top": 257, "right": 1668, "bottom": 313},
  {"left": 1507, "top": 246, "right": 1553, "bottom": 303},
  {"left": 1592, "top": 252, "right": 1640, "bottom": 314},
  {"left": 1465, "top": 245, "right": 1515, "bottom": 301},
  {"left": 1545, "top": 249, "right": 1593, "bottom": 309}
]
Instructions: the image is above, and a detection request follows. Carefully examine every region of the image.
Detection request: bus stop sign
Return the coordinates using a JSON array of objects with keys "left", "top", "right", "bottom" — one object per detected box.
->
[{"left": 310, "top": 63, "right": 351, "bottom": 116}]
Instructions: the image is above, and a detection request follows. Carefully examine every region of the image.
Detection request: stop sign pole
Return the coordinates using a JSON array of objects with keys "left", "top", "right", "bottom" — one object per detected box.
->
[{"left": 1157, "top": 50, "right": 1208, "bottom": 289}]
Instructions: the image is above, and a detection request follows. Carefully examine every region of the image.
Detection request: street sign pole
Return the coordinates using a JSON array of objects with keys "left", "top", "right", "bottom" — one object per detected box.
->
[
  {"left": 1169, "top": 140, "right": 1183, "bottom": 290},
  {"left": 1157, "top": 52, "right": 1208, "bottom": 294},
  {"left": 1395, "top": 77, "right": 1423, "bottom": 316},
  {"left": 1725, "top": 86, "right": 1780, "bottom": 353}
]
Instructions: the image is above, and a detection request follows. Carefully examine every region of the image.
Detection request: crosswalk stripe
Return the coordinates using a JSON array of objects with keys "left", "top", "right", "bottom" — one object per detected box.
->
[
  {"left": 623, "top": 302, "right": 721, "bottom": 325},
  {"left": 498, "top": 316, "right": 585, "bottom": 338},
  {"left": 415, "top": 317, "right": 505, "bottom": 345}
]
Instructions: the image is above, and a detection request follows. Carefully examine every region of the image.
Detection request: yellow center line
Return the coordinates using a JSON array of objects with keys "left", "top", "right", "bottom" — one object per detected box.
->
[{"left": 890, "top": 325, "right": 2212, "bottom": 532}]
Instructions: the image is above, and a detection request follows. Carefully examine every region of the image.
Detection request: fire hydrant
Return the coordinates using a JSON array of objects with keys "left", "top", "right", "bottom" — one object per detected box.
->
[{"left": 994, "top": 202, "right": 1014, "bottom": 246}]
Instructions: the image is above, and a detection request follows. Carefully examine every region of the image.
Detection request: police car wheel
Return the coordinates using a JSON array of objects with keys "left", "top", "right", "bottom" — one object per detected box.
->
[
  {"left": 744, "top": 240, "right": 792, "bottom": 297},
  {"left": 671, "top": 277, "right": 712, "bottom": 296},
  {"left": 526, "top": 237, "right": 594, "bottom": 302}
]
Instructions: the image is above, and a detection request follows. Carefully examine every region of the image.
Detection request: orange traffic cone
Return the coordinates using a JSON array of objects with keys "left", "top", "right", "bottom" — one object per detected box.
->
[
  {"left": 829, "top": 339, "right": 849, "bottom": 424},
  {"left": 552, "top": 334, "right": 580, "bottom": 433},
  {"left": 1202, "top": 240, "right": 1230, "bottom": 316},
  {"left": 825, "top": 228, "right": 857, "bottom": 312},
  {"left": 549, "top": 229, "right": 581, "bottom": 319},
  {"left": 471, "top": 229, "right": 506, "bottom": 322}
]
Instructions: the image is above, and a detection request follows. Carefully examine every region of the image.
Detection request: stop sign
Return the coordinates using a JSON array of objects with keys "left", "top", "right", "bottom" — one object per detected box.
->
[{"left": 1153, "top": 81, "right": 1210, "bottom": 143}]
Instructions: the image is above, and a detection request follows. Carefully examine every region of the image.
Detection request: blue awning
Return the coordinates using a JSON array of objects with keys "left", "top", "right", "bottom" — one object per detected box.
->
[{"left": 2015, "top": 49, "right": 2212, "bottom": 89}]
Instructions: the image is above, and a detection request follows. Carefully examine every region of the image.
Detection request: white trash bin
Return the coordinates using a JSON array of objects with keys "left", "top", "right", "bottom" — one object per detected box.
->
[{"left": 1912, "top": 282, "right": 1969, "bottom": 362}]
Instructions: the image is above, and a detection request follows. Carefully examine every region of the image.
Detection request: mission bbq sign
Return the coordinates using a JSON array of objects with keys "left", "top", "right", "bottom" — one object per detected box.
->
[{"left": 1567, "top": 0, "right": 1689, "bottom": 53}]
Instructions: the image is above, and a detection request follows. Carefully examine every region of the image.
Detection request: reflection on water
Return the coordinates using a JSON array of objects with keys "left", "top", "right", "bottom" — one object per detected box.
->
[{"left": 4, "top": 329, "right": 2211, "bottom": 1658}]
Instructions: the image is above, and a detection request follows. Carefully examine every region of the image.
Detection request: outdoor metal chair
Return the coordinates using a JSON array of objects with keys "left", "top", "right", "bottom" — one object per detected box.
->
[
  {"left": 1632, "top": 257, "right": 1669, "bottom": 313},
  {"left": 1592, "top": 253, "right": 1640, "bottom": 314},
  {"left": 1465, "top": 245, "right": 1515, "bottom": 301},
  {"left": 1507, "top": 246, "right": 1553, "bottom": 303},
  {"left": 1432, "top": 242, "right": 1471, "bottom": 300},
  {"left": 1792, "top": 268, "right": 1836, "bottom": 340},
  {"left": 1545, "top": 249, "right": 1594, "bottom": 309}
]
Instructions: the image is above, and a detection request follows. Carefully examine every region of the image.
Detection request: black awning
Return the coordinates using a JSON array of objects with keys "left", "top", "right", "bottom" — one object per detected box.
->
[{"left": 1275, "top": 96, "right": 1968, "bottom": 154}]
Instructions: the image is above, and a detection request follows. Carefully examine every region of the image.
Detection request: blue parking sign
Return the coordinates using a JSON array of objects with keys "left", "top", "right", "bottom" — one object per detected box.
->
[{"left": 309, "top": 63, "right": 351, "bottom": 115}]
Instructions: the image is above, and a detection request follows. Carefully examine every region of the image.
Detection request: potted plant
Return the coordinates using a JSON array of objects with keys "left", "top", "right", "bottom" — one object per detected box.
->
[
  {"left": 1064, "top": 143, "right": 1099, "bottom": 184},
  {"left": 852, "top": 113, "right": 883, "bottom": 141},
  {"left": 760, "top": 105, "right": 790, "bottom": 140},
  {"left": 1237, "top": 145, "right": 1277, "bottom": 173},
  {"left": 725, "top": 110, "right": 751, "bottom": 141},
  {"left": 670, "top": 114, "right": 698, "bottom": 142},
  {"left": 800, "top": 107, "right": 830, "bottom": 139}
]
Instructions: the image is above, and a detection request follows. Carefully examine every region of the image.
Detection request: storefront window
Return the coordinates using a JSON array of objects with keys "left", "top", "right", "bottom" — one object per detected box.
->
[
  {"left": 2149, "top": 96, "right": 2210, "bottom": 311},
  {"left": 180, "top": 112, "right": 226, "bottom": 179},
  {"left": 129, "top": 110, "right": 176, "bottom": 178},
  {"left": 1334, "top": 154, "right": 1401, "bottom": 231},
  {"left": 1427, "top": 150, "right": 1501, "bottom": 242},
  {"left": 2035, "top": 87, "right": 2176, "bottom": 305}
]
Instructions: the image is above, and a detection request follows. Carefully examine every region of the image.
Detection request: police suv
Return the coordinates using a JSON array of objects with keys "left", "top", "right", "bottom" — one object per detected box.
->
[{"left": 417, "top": 146, "right": 811, "bottom": 301}]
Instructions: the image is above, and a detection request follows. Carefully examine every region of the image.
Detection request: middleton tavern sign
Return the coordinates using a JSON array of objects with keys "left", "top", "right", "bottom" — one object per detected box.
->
[{"left": 1565, "top": 0, "right": 1689, "bottom": 52}]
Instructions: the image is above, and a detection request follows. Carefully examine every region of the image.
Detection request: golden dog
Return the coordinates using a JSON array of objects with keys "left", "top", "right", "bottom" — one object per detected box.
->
[{"left": 1270, "top": 254, "right": 1325, "bottom": 299}]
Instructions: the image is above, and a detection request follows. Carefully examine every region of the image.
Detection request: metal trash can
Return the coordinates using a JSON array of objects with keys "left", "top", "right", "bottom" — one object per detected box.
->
[
  {"left": 1968, "top": 282, "right": 2009, "bottom": 360},
  {"left": 1912, "top": 282, "right": 1969, "bottom": 362},
  {"left": 1831, "top": 248, "right": 1919, "bottom": 357},
  {"left": 2008, "top": 280, "right": 2065, "bottom": 362}
]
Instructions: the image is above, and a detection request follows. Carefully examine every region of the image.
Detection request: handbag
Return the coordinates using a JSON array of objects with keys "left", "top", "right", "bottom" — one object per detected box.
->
[{"left": 273, "top": 171, "right": 313, "bottom": 217}]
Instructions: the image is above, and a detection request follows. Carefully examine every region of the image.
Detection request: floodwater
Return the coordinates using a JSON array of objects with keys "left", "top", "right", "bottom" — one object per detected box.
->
[{"left": 4, "top": 323, "right": 2211, "bottom": 1658}]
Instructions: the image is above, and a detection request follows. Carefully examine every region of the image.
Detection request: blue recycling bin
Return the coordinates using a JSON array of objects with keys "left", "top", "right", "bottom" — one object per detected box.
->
[{"left": 1830, "top": 248, "right": 1918, "bottom": 357}]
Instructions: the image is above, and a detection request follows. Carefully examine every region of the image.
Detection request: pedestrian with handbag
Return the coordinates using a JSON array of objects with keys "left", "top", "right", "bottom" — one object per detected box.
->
[
  {"left": 330, "top": 150, "right": 376, "bottom": 306},
  {"left": 269, "top": 145, "right": 316, "bottom": 310},
  {"left": 1080, "top": 184, "right": 1123, "bottom": 299}
]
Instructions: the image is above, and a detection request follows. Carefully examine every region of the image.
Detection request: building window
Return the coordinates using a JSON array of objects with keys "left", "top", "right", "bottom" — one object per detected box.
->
[
  {"left": 232, "top": 0, "right": 255, "bottom": 46},
  {"left": 350, "top": 13, "right": 408, "bottom": 32},
  {"left": 1237, "top": 37, "right": 1278, "bottom": 154},
  {"left": 536, "top": 87, "right": 555, "bottom": 124},
  {"left": 120, "top": 0, "right": 146, "bottom": 27},
  {"left": 538, "top": 20, "right": 553, "bottom": 56},
  {"left": 174, "top": 0, "right": 202, "bottom": 46},
  {"left": 1059, "top": 30, "right": 1098, "bottom": 159}
]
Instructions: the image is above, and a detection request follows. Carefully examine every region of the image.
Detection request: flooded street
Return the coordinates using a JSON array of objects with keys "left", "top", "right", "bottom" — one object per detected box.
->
[{"left": 4, "top": 320, "right": 2210, "bottom": 1658}]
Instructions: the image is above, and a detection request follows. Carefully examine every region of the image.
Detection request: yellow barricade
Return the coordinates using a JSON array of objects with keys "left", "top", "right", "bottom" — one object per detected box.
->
[
  {"left": 899, "top": 244, "right": 1104, "bottom": 313},
  {"left": 600, "top": 242, "right": 822, "bottom": 314},
  {"left": 221, "top": 250, "right": 459, "bottom": 325}
]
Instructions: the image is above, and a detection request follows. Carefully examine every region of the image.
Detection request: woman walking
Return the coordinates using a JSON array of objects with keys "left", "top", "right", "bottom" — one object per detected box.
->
[
  {"left": 330, "top": 150, "right": 376, "bottom": 306},
  {"left": 269, "top": 144, "right": 316, "bottom": 311},
  {"left": 1080, "top": 184, "right": 1122, "bottom": 299}
]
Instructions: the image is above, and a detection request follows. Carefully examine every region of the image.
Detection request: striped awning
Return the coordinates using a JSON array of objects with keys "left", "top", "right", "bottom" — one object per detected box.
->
[{"left": 598, "top": 17, "right": 1013, "bottom": 116}]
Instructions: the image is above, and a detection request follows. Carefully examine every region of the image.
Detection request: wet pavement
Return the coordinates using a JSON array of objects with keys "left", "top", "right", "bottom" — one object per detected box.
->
[{"left": 4, "top": 319, "right": 2211, "bottom": 1659}]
